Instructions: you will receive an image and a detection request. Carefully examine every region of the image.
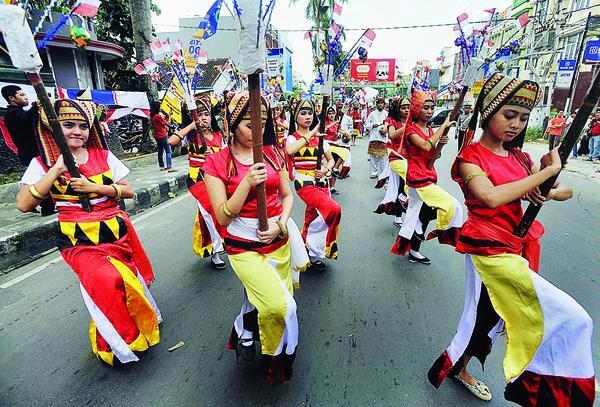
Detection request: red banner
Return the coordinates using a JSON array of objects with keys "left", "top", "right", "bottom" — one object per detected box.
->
[{"left": 350, "top": 59, "right": 396, "bottom": 82}]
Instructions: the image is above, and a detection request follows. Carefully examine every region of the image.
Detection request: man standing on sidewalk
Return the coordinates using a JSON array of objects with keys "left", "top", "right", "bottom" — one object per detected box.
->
[
  {"left": 365, "top": 97, "right": 388, "bottom": 178},
  {"left": 546, "top": 110, "right": 566, "bottom": 150},
  {"left": 150, "top": 102, "right": 176, "bottom": 172},
  {"left": 588, "top": 113, "right": 600, "bottom": 162},
  {"left": 455, "top": 104, "right": 472, "bottom": 150}
]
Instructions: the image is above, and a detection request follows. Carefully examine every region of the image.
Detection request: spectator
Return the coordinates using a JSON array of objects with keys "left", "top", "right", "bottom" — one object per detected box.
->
[
  {"left": 2, "top": 85, "right": 39, "bottom": 166},
  {"left": 564, "top": 112, "right": 577, "bottom": 158},
  {"left": 3, "top": 85, "right": 55, "bottom": 216},
  {"left": 545, "top": 110, "right": 566, "bottom": 150},
  {"left": 456, "top": 104, "right": 473, "bottom": 149},
  {"left": 588, "top": 113, "right": 600, "bottom": 163},
  {"left": 150, "top": 101, "right": 176, "bottom": 172}
]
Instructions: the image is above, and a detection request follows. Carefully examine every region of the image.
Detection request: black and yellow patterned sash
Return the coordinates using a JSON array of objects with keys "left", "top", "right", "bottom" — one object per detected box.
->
[
  {"left": 57, "top": 213, "right": 128, "bottom": 250},
  {"left": 50, "top": 170, "right": 115, "bottom": 202}
]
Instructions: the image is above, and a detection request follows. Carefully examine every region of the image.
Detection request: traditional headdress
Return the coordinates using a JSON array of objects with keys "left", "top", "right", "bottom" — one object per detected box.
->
[
  {"left": 35, "top": 99, "right": 107, "bottom": 167},
  {"left": 463, "top": 73, "right": 540, "bottom": 151},
  {"left": 194, "top": 94, "right": 212, "bottom": 115},
  {"left": 326, "top": 105, "right": 336, "bottom": 116},
  {"left": 225, "top": 90, "right": 274, "bottom": 146},
  {"left": 409, "top": 89, "right": 437, "bottom": 123},
  {"left": 288, "top": 98, "right": 319, "bottom": 135}
]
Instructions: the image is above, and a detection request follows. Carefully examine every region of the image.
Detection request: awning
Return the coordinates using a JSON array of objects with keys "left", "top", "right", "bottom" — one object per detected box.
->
[{"left": 34, "top": 34, "right": 125, "bottom": 61}]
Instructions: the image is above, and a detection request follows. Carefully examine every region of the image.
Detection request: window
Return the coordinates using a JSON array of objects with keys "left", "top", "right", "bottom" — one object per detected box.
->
[
  {"left": 537, "top": 0, "right": 549, "bottom": 24},
  {"left": 563, "top": 33, "right": 581, "bottom": 59},
  {"left": 570, "top": 0, "right": 590, "bottom": 11}
]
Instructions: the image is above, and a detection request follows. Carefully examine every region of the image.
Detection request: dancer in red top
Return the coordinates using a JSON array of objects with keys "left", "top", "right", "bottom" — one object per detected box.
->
[
  {"left": 204, "top": 91, "right": 308, "bottom": 383},
  {"left": 169, "top": 94, "right": 227, "bottom": 269},
  {"left": 428, "top": 73, "right": 594, "bottom": 405},
  {"left": 17, "top": 99, "right": 161, "bottom": 366},
  {"left": 375, "top": 97, "right": 410, "bottom": 226},
  {"left": 391, "top": 90, "right": 463, "bottom": 264},
  {"left": 286, "top": 99, "right": 341, "bottom": 269},
  {"left": 324, "top": 106, "right": 351, "bottom": 195}
]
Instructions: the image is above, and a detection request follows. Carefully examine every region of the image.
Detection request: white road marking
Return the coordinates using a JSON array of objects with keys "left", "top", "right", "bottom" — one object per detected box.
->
[{"left": 0, "top": 193, "right": 191, "bottom": 289}]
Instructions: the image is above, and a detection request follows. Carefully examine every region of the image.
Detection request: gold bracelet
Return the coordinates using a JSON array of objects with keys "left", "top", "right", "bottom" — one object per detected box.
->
[
  {"left": 112, "top": 184, "right": 122, "bottom": 200},
  {"left": 29, "top": 184, "right": 48, "bottom": 200},
  {"left": 221, "top": 202, "right": 237, "bottom": 219},
  {"left": 175, "top": 133, "right": 184, "bottom": 141},
  {"left": 464, "top": 171, "right": 488, "bottom": 185},
  {"left": 275, "top": 220, "right": 288, "bottom": 238}
]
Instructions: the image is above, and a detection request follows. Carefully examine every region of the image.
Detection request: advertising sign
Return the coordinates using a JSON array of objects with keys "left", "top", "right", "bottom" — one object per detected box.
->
[
  {"left": 583, "top": 40, "right": 600, "bottom": 64},
  {"left": 471, "top": 80, "right": 484, "bottom": 95},
  {"left": 555, "top": 59, "right": 576, "bottom": 88},
  {"left": 350, "top": 59, "right": 396, "bottom": 82},
  {"left": 267, "top": 48, "right": 284, "bottom": 79}
]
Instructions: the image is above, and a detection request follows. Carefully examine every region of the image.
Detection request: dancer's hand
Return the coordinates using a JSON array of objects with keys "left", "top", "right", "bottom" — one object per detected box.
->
[
  {"left": 522, "top": 187, "right": 546, "bottom": 205},
  {"left": 540, "top": 148, "right": 562, "bottom": 176},
  {"left": 243, "top": 163, "right": 267, "bottom": 187},
  {"left": 50, "top": 155, "right": 67, "bottom": 177},
  {"left": 314, "top": 168, "right": 328, "bottom": 179},
  {"left": 257, "top": 222, "right": 281, "bottom": 243},
  {"left": 70, "top": 175, "right": 98, "bottom": 194},
  {"left": 442, "top": 116, "right": 456, "bottom": 130},
  {"left": 439, "top": 134, "right": 449, "bottom": 145}
]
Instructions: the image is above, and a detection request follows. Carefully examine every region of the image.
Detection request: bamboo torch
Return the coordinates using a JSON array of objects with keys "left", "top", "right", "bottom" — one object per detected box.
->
[
  {"left": 0, "top": 5, "right": 92, "bottom": 211},
  {"left": 237, "top": 0, "right": 269, "bottom": 231},
  {"left": 515, "top": 71, "right": 599, "bottom": 238}
]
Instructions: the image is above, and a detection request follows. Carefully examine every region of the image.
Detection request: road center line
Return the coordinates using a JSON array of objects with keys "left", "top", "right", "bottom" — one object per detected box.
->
[{"left": 0, "top": 193, "right": 191, "bottom": 290}]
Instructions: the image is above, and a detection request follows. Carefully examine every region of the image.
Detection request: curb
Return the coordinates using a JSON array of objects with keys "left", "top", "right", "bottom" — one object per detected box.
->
[{"left": 0, "top": 172, "right": 188, "bottom": 274}]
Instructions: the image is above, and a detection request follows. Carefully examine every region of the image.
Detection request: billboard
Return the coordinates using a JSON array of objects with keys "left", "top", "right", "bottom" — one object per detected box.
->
[
  {"left": 583, "top": 40, "right": 600, "bottom": 64},
  {"left": 350, "top": 59, "right": 396, "bottom": 82},
  {"left": 555, "top": 59, "right": 576, "bottom": 88}
]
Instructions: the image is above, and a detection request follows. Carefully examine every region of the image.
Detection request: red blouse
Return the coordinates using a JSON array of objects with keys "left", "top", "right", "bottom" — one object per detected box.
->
[
  {"left": 385, "top": 117, "right": 405, "bottom": 161},
  {"left": 452, "top": 142, "right": 534, "bottom": 234},
  {"left": 188, "top": 131, "right": 224, "bottom": 169},
  {"left": 405, "top": 123, "right": 437, "bottom": 188},
  {"left": 203, "top": 145, "right": 283, "bottom": 219},
  {"left": 325, "top": 121, "right": 339, "bottom": 143}
]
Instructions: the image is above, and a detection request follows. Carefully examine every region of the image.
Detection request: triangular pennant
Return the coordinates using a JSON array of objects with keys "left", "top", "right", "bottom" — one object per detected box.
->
[
  {"left": 78, "top": 221, "right": 101, "bottom": 245},
  {"left": 59, "top": 222, "right": 78, "bottom": 246},
  {"left": 102, "top": 217, "right": 122, "bottom": 240}
]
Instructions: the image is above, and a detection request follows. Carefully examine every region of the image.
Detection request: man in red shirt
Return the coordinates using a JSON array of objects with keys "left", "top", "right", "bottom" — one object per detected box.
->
[
  {"left": 588, "top": 113, "right": 600, "bottom": 162},
  {"left": 546, "top": 110, "right": 566, "bottom": 150},
  {"left": 150, "top": 102, "right": 176, "bottom": 172}
]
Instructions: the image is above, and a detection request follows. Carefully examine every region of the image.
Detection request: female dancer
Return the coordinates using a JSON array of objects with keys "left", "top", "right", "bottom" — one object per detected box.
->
[
  {"left": 286, "top": 99, "right": 341, "bottom": 268},
  {"left": 428, "top": 73, "right": 594, "bottom": 405},
  {"left": 17, "top": 99, "right": 161, "bottom": 366},
  {"left": 324, "top": 106, "right": 351, "bottom": 195},
  {"left": 273, "top": 102, "right": 289, "bottom": 149},
  {"left": 203, "top": 91, "right": 308, "bottom": 383},
  {"left": 169, "top": 94, "right": 227, "bottom": 269},
  {"left": 375, "top": 97, "right": 410, "bottom": 226},
  {"left": 391, "top": 90, "right": 463, "bottom": 264}
]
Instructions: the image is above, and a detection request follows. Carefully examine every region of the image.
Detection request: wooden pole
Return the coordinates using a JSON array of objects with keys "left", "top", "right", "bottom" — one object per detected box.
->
[
  {"left": 514, "top": 71, "right": 600, "bottom": 238},
  {"left": 316, "top": 95, "right": 330, "bottom": 170},
  {"left": 247, "top": 73, "right": 269, "bottom": 231},
  {"left": 427, "top": 86, "right": 468, "bottom": 169},
  {"left": 26, "top": 73, "right": 93, "bottom": 212}
]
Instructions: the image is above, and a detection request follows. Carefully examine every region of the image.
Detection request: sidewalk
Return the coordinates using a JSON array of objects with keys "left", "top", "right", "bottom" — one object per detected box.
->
[
  {"left": 523, "top": 142, "right": 600, "bottom": 184},
  {"left": 0, "top": 153, "right": 189, "bottom": 274}
]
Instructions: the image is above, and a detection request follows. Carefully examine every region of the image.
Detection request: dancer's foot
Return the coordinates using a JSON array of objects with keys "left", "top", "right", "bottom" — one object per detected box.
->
[
  {"left": 331, "top": 188, "right": 339, "bottom": 195},
  {"left": 408, "top": 250, "right": 431, "bottom": 265},
  {"left": 237, "top": 337, "right": 256, "bottom": 361},
  {"left": 310, "top": 259, "right": 328, "bottom": 271},
  {"left": 455, "top": 371, "right": 492, "bottom": 401},
  {"left": 211, "top": 253, "right": 227, "bottom": 270}
]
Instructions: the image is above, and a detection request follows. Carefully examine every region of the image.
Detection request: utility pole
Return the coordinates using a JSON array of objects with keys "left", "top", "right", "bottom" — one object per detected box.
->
[
  {"left": 564, "top": 12, "right": 592, "bottom": 114},
  {"left": 544, "top": 0, "right": 564, "bottom": 116},
  {"left": 129, "top": 0, "right": 158, "bottom": 153}
]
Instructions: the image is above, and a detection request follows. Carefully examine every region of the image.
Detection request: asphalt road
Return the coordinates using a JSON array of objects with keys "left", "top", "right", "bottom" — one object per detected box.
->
[{"left": 1, "top": 136, "right": 598, "bottom": 406}]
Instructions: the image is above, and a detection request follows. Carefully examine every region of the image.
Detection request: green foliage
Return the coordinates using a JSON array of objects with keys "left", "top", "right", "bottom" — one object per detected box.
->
[
  {"left": 0, "top": 172, "right": 22, "bottom": 185},
  {"left": 96, "top": 0, "right": 161, "bottom": 91},
  {"left": 525, "top": 127, "right": 544, "bottom": 143}
]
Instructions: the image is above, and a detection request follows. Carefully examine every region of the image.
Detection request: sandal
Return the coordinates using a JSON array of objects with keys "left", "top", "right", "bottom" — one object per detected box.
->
[{"left": 454, "top": 375, "right": 492, "bottom": 401}]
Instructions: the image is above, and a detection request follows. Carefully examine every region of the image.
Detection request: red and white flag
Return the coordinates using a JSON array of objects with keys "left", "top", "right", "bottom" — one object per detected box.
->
[
  {"left": 304, "top": 30, "right": 312, "bottom": 40},
  {"left": 197, "top": 50, "right": 209, "bottom": 64},
  {"left": 160, "top": 39, "right": 172, "bottom": 55},
  {"left": 453, "top": 24, "right": 461, "bottom": 32},
  {"left": 360, "top": 29, "right": 376, "bottom": 48},
  {"left": 332, "top": 2, "right": 343, "bottom": 20},
  {"left": 73, "top": 0, "right": 100, "bottom": 17},
  {"left": 142, "top": 58, "right": 158, "bottom": 71},
  {"left": 331, "top": 21, "right": 341, "bottom": 35},
  {"left": 173, "top": 39, "right": 183, "bottom": 58},
  {"left": 457, "top": 13, "right": 469, "bottom": 23},
  {"left": 486, "top": 39, "right": 495, "bottom": 47},
  {"left": 134, "top": 64, "right": 146, "bottom": 75},
  {"left": 517, "top": 11, "right": 530, "bottom": 28},
  {"left": 484, "top": 8, "right": 496, "bottom": 15},
  {"left": 150, "top": 41, "right": 163, "bottom": 58}
]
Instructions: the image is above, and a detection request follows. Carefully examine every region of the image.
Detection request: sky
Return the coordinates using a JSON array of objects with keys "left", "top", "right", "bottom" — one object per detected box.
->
[{"left": 152, "top": 0, "right": 512, "bottom": 82}]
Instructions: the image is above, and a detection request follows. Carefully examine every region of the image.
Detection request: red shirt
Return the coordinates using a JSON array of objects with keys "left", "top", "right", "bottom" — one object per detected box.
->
[
  {"left": 151, "top": 114, "right": 169, "bottom": 140},
  {"left": 325, "top": 120, "right": 339, "bottom": 143},
  {"left": 548, "top": 116, "right": 566, "bottom": 136},
  {"left": 385, "top": 117, "right": 405, "bottom": 160},
  {"left": 188, "top": 131, "right": 224, "bottom": 169},
  {"left": 203, "top": 146, "right": 283, "bottom": 219},
  {"left": 590, "top": 119, "right": 600, "bottom": 136},
  {"left": 405, "top": 124, "right": 437, "bottom": 188},
  {"left": 453, "top": 142, "right": 533, "bottom": 233}
]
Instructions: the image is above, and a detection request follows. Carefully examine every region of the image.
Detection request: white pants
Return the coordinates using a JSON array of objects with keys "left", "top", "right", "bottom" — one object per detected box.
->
[{"left": 370, "top": 155, "right": 386, "bottom": 176}]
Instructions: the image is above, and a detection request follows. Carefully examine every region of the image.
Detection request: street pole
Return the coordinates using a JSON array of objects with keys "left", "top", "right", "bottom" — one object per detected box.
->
[
  {"left": 564, "top": 12, "right": 592, "bottom": 114},
  {"left": 129, "top": 0, "right": 159, "bottom": 153}
]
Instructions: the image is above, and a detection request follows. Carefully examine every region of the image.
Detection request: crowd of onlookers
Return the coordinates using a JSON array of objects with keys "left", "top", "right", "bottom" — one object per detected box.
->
[{"left": 544, "top": 109, "right": 600, "bottom": 162}]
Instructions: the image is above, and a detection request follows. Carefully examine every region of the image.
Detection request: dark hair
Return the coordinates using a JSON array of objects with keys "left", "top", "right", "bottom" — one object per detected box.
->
[
  {"left": 288, "top": 105, "right": 319, "bottom": 136},
  {"left": 150, "top": 101, "right": 161, "bottom": 117},
  {"left": 388, "top": 99, "right": 402, "bottom": 122},
  {"left": 2, "top": 85, "right": 22, "bottom": 103}
]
